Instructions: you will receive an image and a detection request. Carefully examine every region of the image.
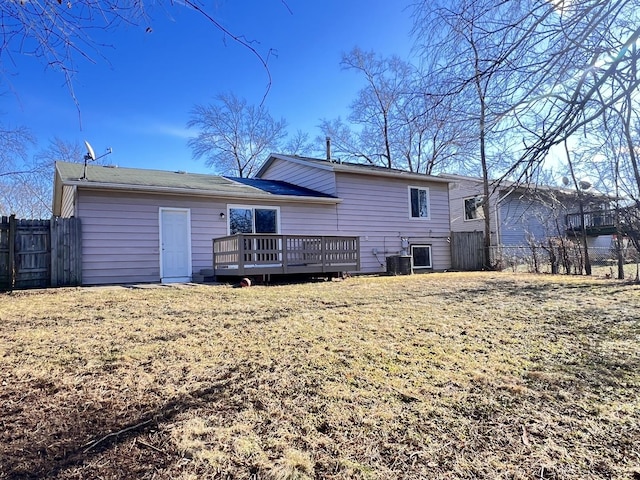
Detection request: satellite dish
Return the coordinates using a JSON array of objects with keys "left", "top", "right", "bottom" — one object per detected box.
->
[
  {"left": 579, "top": 179, "right": 592, "bottom": 190},
  {"left": 84, "top": 140, "right": 96, "bottom": 161},
  {"left": 561, "top": 176, "right": 569, "bottom": 186},
  {"left": 81, "top": 140, "right": 113, "bottom": 179}
]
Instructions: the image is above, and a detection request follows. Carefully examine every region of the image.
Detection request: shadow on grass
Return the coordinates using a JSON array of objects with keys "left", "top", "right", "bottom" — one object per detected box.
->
[
  {"left": 455, "top": 277, "right": 640, "bottom": 399},
  {"left": 1, "top": 368, "right": 240, "bottom": 479},
  {"left": 452, "top": 276, "right": 639, "bottom": 304}
]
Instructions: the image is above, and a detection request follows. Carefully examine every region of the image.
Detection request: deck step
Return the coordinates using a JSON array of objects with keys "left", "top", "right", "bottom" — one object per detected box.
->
[{"left": 194, "top": 269, "right": 216, "bottom": 283}]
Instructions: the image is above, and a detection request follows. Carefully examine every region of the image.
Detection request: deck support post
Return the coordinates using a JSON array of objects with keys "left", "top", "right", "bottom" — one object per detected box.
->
[{"left": 282, "top": 235, "right": 289, "bottom": 274}]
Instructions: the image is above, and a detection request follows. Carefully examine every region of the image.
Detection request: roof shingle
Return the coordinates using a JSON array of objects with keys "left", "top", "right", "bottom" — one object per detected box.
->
[{"left": 55, "top": 162, "right": 337, "bottom": 199}]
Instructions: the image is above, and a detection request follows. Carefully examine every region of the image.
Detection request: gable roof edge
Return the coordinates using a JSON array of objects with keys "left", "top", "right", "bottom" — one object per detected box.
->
[
  {"left": 58, "top": 179, "right": 342, "bottom": 204},
  {"left": 257, "top": 153, "right": 452, "bottom": 184},
  {"left": 255, "top": 153, "right": 335, "bottom": 178}
]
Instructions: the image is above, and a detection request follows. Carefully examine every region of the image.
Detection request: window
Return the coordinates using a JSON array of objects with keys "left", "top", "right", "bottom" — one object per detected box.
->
[
  {"left": 411, "top": 245, "right": 432, "bottom": 270},
  {"left": 229, "top": 206, "right": 279, "bottom": 234},
  {"left": 464, "top": 195, "right": 485, "bottom": 221},
  {"left": 409, "top": 187, "right": 430, "bottom": 219}
]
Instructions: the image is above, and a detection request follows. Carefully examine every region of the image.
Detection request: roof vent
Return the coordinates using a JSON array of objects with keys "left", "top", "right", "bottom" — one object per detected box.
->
[{"left": 175, "top": 170, "right": 187, "bottom": 174}]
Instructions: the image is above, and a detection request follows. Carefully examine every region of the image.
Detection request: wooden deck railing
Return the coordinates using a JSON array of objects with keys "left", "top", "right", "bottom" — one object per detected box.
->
[
  {"left": 213, "top": 234, "right": 360, "bottom": 277},
  {"left": 566, "top": 209, "right": 617, "bottom": 233}
]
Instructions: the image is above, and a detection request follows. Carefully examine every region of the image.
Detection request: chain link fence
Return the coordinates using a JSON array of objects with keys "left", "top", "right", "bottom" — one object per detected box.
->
[{"left": 489, "top": 240, "right": 640, "bottom": 277}]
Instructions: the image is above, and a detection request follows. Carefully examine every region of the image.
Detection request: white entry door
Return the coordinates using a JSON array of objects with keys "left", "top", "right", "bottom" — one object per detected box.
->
[{"left": 160, "top": 208, "right": 192, "bottom": 283}]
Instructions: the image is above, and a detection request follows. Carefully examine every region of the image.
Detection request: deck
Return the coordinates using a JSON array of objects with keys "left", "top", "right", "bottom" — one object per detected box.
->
[
  {"left": 566, "top": 209, "right": 618, "bottom": 236},
  {"left": 213, "top": 234, "right": 360, "bottom": 278},
  {"left": 565, "top": 206, "right": 639, "bottom": 236}
]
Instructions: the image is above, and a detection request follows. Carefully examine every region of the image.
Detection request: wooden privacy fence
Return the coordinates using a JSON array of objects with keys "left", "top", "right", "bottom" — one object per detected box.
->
[
  {"left": 0, "top": 215, "right": 81, "bottom": 290},
  {"left": 450, "top": 231, "right": 484, "bottom": 271}
]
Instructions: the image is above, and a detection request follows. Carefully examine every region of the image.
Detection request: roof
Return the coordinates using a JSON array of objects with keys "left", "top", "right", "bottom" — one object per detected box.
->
[
  {"left": 225, "top": 177, "right": 336, "bottom": 198},
  {"left": 53, "top": 162, "right": 340, "bottom": 215},
  {"left": 439, "top": 173, "right": 612, "bottom": 199},
  {"left": 256, "top": 153, "right": 452, "bottom": 184}
]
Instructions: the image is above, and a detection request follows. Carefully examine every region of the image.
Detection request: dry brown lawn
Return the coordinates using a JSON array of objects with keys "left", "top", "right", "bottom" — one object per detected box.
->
[{"left": 0, "top": 272, "right": 639, "bottom": 480}]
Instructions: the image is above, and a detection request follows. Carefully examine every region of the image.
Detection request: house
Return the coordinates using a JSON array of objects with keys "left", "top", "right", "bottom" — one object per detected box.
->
[
  {"left": 254, "top": 154, "right": 452, "bottom": 275},
  {"left": 441, "top": 173, "right": 614, "bottom": 249},
  {"left": 52, "top": 157, "right": 452, "bottom": 285},
  {"left": 53, "top": 162, "right": 345, "bottom": 285}
]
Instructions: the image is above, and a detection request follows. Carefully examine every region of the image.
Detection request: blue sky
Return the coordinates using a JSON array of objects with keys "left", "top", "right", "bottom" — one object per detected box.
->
[{"left": 5, "top": 1, "right": 415, "bottom": 174}]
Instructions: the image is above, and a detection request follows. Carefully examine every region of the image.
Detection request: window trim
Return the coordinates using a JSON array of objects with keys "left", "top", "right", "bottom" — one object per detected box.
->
[
  {"left": 463, "top": 195, "right": 485, "bottom": 222},
  {"left": 408, "top": 186, "right": 431, "bottom": 220},
  {"left": 411, "top": 244, "right": 433, "bottom": 270},
  {"left": 227, "top": 204, "right": 281, "bottom": 235}
]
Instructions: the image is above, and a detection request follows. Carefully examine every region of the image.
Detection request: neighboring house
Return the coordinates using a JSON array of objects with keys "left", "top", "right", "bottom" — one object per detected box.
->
[
  {"left": 255, "top": 154, "right": 452, "bottom": 274},
  {"left": 441, "top": 173, "right": 613, "bottom": 248},
  {"left": 52, "top": 157, "right": 452, "bottom": 285}
]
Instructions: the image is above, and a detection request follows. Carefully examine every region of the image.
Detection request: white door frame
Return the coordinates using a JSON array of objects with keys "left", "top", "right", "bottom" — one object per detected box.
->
[{"left": 159, "top": 207, "right": 192, "bottom": 283}]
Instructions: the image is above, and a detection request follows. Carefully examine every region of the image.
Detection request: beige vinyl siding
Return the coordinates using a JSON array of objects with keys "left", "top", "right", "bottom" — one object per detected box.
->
[
  {"left": 500, "top": 194, "right": 539, "bottom": 246},
  {"left": 76, "top": 189, "right": 340, "bottom": 285},
  {"left": 61, "top": 185, "right": 76, "bottom": 217},
  {"left": 279, "top": 203, "right": 339, "bottom": 234},
  {"left": 447, "top": 178, "right": 499, "bottom": 245},
  {"left": 499, "top": 192, "right": 572, "bottom": 247},
  {"left": 259, "top": 158, "right": 337, "bottom": 195},
  {"left": 334, "top": 172, "right": 451, "bottom": 273},
  {"left": 77, "top": 190, "right": 229, "bottom": 285}
]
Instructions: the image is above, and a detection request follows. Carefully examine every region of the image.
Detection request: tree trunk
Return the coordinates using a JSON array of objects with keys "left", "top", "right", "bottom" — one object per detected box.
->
[{"left": 578, "top": 201, "right": 592, "bottom": 275}]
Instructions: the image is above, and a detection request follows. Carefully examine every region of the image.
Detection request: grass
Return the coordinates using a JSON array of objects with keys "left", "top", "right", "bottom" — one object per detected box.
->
[{"left": 0, "top": 272, "right": 639, "bottom": 479}]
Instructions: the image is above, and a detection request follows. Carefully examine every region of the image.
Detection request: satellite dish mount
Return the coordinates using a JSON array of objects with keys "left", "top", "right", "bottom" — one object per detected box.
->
[{"left": 82, "top": 140, "right": 112, "bottom": 179}]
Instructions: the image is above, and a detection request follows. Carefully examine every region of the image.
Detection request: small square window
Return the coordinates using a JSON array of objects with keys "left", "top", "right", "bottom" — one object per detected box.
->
[
  {"left": 255, "top": 209, "right": 277, "bottom": 233},
  {"left": 411, "top": 245, "right": 432, "bottom": 269},
  {"left": 464, "top": 196, "right": 485, "bottom": 221}
]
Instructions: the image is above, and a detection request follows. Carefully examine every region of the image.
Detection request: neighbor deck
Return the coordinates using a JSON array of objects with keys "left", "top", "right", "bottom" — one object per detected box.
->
[{"left": 565, "top": 206, "right": 639, "bottom": 236}]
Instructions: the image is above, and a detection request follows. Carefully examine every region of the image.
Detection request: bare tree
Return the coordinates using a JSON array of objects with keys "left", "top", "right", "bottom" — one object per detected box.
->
[
  {"left": 547, "top": 22, "right": 640, "bottom": 279},
  {"left": 593, "top": 76, "right": 640, "bottom": 279},
  {"left": 1, "top": 2, "right": 280, "bottom": 107},
  {"left": 413, "top": 0, "right": 538, "bottom": 267},
  {"left": 395, "top": 72, "right": 475, "bottom": 175},
  {"left": 283, "top": 129, "right": 317, "bottom": 157},
  {"left": 1, "top": 2, "right": 148, "bottom": 107},
  {"left": 502, "top": 0, "right": 640, "bottom": 178},
  {"left": 563, "top": 140, "right": 593, "bottom": 275},
  {"left": 0, "top": 122, "right": 36, "bottom": 216},
  {"left": 35, "top": 137, "right": 86, "bottom": 165},
  {"left": 318, "top": 117, "right": 372, "bottom": 163},
  {"left": 187, "top": 93, "right": 288, "bottom": 178},
  {"left": 320, "top": 48, "right": 473, "bottom": 174},
  {"left": 410, "top": 0, "right": 640, "bottom": 270},
  {"left": 341, "top": 48, "right": 413, "bottom": 168},
  {"left": 0, "top": 137, "right": 90, "bottom": 218},
  {"left": 0, "top": 123, "right": 35, "bottom": 178}
]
